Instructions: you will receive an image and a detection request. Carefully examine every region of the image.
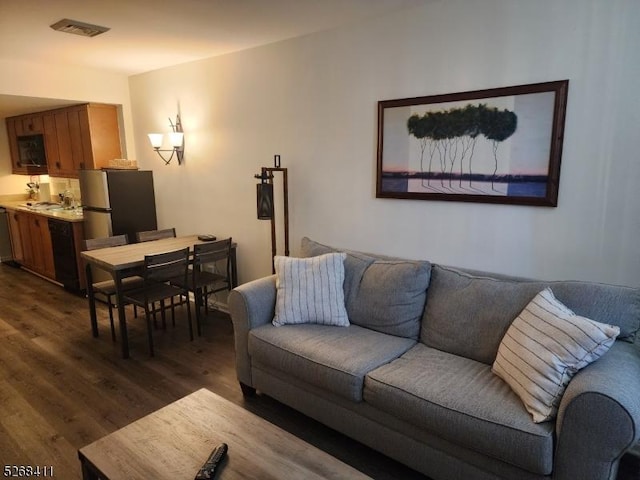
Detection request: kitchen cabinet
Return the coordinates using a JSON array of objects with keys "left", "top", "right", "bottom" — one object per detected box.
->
[
  {"left": 46, "top": 104, "right": 122, "bottom": 177},
  {"left": 10, "top": 210, "right": 55, "bottom": 279},
  {"left": 5, "top": 207, "right": 86, "bottom": 290},
  {"left": 15, "top": 114, "right": 44, "bottom": 135},
  {"left": 29, "top": 213, "right": 56, "bottom": 279},
  {"left": 7, "top": 103, "right": 122, "bottom": 178},
  {"left": 7, "top": 209, "right": 24, "bottom": 264},
  {"left": 6, "top": 117, "right": 48, "bottom": 175}
]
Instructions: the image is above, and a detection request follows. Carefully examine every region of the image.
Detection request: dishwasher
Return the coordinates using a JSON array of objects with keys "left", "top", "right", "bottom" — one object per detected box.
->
[
  {"left": 0, "top": 207, "right": 14, "bottom": 263},
  {"left": 48, "top": 218, "right": 80, "bottom": 290}
]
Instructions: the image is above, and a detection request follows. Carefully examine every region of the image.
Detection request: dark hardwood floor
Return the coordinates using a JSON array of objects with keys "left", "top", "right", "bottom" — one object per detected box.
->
[{"left": 0, "top": 263, "right": 638, "bottom": 480}]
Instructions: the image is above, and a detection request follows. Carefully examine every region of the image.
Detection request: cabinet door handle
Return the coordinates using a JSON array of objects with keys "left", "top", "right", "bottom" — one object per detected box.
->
[{"left": 56, "top": 162, "right": 61, "bottom": 168}]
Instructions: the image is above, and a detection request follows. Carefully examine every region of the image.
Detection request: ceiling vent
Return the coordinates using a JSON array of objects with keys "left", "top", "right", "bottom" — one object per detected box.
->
[{"left": 50, "top": 19, "right": 110, "bottom": 38}]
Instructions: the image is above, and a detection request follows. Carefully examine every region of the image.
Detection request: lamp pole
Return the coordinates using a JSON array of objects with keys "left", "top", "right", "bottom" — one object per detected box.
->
[{"left": 255, "top": 155, "right": 289, "bottom": 273}]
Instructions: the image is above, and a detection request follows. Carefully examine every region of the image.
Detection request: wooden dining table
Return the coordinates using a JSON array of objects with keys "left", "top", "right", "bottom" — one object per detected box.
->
[{"left": 81, "top": 235, "right": 237, "bottom": 359}]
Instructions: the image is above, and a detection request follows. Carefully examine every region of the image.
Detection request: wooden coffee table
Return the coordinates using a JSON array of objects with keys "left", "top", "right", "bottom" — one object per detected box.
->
[{"left": 78, "top": 388, "right": 372, "bottom": 479}]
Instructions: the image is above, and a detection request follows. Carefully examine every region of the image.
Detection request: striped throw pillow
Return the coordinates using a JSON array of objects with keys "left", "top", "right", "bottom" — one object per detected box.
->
[
  {"left": 492, "top": 287, "right": 619, "bottom": 423},
  {"left": 273, "top": 253, "right": 349, "bottom": 327}
]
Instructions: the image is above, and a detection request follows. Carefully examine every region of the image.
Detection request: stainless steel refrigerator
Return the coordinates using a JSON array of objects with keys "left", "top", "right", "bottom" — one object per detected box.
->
[{"left": 79, "top": 169, "right": 158, "bottom": 243}]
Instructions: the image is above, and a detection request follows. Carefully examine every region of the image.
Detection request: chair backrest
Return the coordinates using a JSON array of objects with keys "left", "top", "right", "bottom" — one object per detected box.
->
[
  {"left": 84, "top": 234, "right": 129, "bottom": 251},
  {"left": 193, "top": 238, "right": 232, "bottom": 268},
  {"left": 143, "top": 247, "right": 190, "bottom": 284},
  {"left": 136, "top": 228, "right": 176, "bottom": 243}
]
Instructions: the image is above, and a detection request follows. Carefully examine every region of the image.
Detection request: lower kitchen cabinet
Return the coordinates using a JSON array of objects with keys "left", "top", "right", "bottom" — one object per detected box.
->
[
  {"left": 6, "top": 209, "right": 85, "bottom": 290},
  {"left": 7, "top": 209, "right": 24, "bottom": 264},
  {"left": 10, "top": 210, "right": 55, "bottom": 279}
]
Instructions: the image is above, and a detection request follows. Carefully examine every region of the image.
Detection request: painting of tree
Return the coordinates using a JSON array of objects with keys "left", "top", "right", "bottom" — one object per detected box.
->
[{"left": 377, "top": 80, "right": 568, "bottom": 206}]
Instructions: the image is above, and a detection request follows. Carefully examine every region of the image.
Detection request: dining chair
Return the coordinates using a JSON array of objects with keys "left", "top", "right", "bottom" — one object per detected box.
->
[
  {"left": 122, "top": 247, "right": 192, "bottom": 357},
  {"left": 83, "top": 235, "right": 143, "bottom": 342},
  {"left": 135, "top": 228, "right": 176, "bottom": 243},
  {"left": 170, "top": 238, "right": 232, "bottom": 336},
  {"left": 134, "top": 227, "right": 185, "bottom": 318}
]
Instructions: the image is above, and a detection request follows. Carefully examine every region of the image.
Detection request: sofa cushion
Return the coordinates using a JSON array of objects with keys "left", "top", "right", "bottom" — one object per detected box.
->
[
  {"left": 364, "top": 344, "right": 555, "bottom": 475},
  {"left": 248, "top": 323, "right": 416, "bottom": 402},
  {"left": 300, "top": 237, "right": 376, "bottom": 305},
  {"left": 492, "top": 288, "right": 620, "bottom": 423},
  {"left": 273, "top": 253, "right": 349, "bottom": 327},
  {"left": 300, "top": 237, "right": 431, "bottom": 339},
  {"left": 422, "top": 265, "right": 640, "bottom": 365}
]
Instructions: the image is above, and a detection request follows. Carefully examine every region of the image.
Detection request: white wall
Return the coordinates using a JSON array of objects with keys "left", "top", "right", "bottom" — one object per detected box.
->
[
  {"left": 129, "top": 0, "right": 640, "bottom": 288},
  {"left": 0, "top": 58, "right": 134, "bottom": 194}
]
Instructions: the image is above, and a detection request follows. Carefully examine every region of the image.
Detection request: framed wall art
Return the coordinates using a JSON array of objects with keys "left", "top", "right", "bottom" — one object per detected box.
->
[{"left": 376, "top": 80, "right": 569, "bottom": 206}]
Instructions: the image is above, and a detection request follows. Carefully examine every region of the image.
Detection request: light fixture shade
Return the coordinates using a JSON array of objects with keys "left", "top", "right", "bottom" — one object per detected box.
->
[
  {"left": 148, "top": 133, "right": 163, "bottom": 148},
  {"left": 256, "top": 183, "right": 274, "bottom": 220},
  {"left": 168, "top": 131, "right": 184, "bottom": 148}
]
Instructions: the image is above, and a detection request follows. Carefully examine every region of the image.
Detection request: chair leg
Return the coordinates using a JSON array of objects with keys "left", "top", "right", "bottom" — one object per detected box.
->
[
  {"left": 160, "top": 300, "right": 167, "bottom": 330},
  {"left": 194, "top": 288, "right": 203, "bottom": 337},
  {"left": 107, "top": 295, "right": 116, "bottom": 343},
  {"left": 144, "top": 304, "right": 154, "bottom": 357},
  {"left": 152, "top": 302, "right": 158, "bottom": 329},
  {"left": 185, "top": 290, "right": 193, "bottom": 341}
]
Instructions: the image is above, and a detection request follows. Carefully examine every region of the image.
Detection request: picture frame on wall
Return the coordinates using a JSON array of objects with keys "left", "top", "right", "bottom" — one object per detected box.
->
[{"left": 376, "top": 80, "right": 569, "bottom": 206}]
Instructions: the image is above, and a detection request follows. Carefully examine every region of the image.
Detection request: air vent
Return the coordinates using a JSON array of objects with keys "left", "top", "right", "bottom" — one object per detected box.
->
[{"left": 50, "top": 19, "right": 110, "bottom": 38}]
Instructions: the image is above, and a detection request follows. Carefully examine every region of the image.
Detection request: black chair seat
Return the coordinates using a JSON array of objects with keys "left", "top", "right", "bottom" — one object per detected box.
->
[
  {"left": 93, "top": 276, "right": 144, "bottom": 296},
  {"left": 124, "top": 283, "right": 187, "bottom": 306},
  {"left": 170, "top": 270, "right": 226, "bottom": 290}
]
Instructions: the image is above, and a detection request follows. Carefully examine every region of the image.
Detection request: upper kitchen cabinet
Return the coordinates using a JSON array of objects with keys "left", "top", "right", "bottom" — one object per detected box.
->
[
  {"left": 6, "top": 114, "right": 49, "bottom": 175},
  {"left": 8, "top": 103, "right": 123, "bottom": 178},
  {"left": 46, "top": 103, "right": 123, "bottom": 178}
]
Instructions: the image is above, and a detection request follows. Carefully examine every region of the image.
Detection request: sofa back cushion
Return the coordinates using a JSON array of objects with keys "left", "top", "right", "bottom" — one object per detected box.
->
[
  {"left": 422, "top": 265, "right": 640, "bottom": 365},
  {"left": 301, "top": 237, "right": 431, "bottom": 339}
]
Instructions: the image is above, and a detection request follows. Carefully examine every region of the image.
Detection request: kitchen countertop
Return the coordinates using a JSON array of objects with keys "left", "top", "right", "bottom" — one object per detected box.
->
[{"left": 0, "top": 200, "right": 84, "bottom": 223}]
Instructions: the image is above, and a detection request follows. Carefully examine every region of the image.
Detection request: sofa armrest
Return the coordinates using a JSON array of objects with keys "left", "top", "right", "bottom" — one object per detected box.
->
[
  {"left": 228, "top": 275, "right": 277, "bottom": 388},
  {"left": 553, "top": 341, "right": 640, "bottom": 480}
]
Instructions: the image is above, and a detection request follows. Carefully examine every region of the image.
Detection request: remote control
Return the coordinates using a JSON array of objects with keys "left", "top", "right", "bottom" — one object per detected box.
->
[
  {"left": 198, "top": 234, "right": 217, "bottom": 241},
  {"left": 195, "top": 443, "right": 228, "bottom": 480}
]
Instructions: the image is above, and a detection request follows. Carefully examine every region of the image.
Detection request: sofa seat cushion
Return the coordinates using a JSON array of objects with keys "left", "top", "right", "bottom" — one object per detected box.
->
[
  {"left": 364, "top": 344, "right": 555, "bottom": 475},
  {"left": 248, "top": 323, "right": 416, "bottom": 402}
]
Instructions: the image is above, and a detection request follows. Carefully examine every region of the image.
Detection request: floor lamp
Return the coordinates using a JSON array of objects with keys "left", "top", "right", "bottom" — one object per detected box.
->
[{"left": 255, "top": 155, "right": 289, "bottom": 273}]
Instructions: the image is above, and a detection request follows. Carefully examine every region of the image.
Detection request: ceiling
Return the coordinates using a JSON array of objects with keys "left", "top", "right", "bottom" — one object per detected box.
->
[{"left": 0, "top": 0, "right": 428, "bottom": 118}]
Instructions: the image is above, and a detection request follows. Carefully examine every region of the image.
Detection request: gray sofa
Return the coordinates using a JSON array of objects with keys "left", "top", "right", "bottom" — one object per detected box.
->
[{"left": 228, "top": 238, "right": 640, "bottom": 480}]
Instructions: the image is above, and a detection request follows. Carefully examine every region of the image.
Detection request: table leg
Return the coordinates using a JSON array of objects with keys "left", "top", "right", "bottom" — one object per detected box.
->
[
  {"left": 78, "top": 452, "right": 101, "bottom": 480},
  {"left": 85, "top": 262, "right": 98, "bottom": 338},
  {"left": 114, "top": 272, "right": 129, "bottom": 359}
]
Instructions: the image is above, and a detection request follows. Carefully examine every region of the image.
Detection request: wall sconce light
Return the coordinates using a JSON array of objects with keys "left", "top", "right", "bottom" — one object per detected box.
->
[{"left": 148, "top": 115, "right": 184, "bottom": 165}]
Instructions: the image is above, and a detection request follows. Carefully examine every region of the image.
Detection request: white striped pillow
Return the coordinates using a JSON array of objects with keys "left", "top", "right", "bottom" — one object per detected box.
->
[
  {"left": 492, "top": 287, "right": 619, "bottom": 423},
  {"left": 273, "top": 253, "right": 349, "bottom": 327}
]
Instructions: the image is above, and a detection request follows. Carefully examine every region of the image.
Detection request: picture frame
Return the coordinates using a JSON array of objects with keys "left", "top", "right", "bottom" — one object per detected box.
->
[{"left": 376, "top": 80, "right": 569, "bottom": 206}]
